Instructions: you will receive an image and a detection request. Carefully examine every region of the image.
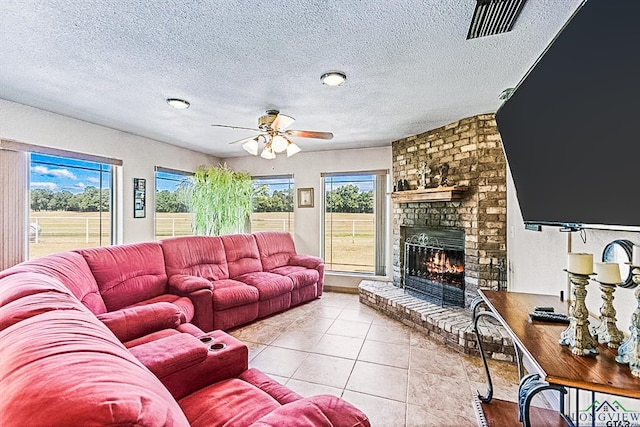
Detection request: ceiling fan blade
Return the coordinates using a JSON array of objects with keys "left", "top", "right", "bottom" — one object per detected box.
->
[
  {"left": 228, "top": 134, "right": 264, "bottom": 145},
  {"left": 271, "top": 114, "right": 295, "bottom": 131},
  {"left": 212, "top": 124, "right": 261, "bottom": 132},
  {"left": 286, "top": 130, "right": 334, "bottom": 140}
]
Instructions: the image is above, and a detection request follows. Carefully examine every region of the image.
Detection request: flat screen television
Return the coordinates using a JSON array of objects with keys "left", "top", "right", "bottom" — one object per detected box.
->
[{"left": 496, "top": 0, "right": 640, "bottom": 230}]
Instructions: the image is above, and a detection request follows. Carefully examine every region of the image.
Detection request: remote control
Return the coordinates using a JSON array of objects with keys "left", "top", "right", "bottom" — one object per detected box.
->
[
  {"left": 529, "top": 311, "right": 570, "bottom": 324},
  {"left": 534, "top": 306, "right": 555, "bottom": 312}
]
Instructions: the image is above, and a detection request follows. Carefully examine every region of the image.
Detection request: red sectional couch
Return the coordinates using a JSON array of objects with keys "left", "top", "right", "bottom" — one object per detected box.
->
[{"left": 0, "top": 232, "right": 370, "bottom": 426}]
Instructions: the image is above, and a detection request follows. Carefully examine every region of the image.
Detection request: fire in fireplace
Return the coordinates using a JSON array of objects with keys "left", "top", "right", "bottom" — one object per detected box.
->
[
  {"left": 403, "top": 229, "right": 465, "bottom": 307},
  {"left": 424, "top": 248, "right": 464, "bottom": 284}
]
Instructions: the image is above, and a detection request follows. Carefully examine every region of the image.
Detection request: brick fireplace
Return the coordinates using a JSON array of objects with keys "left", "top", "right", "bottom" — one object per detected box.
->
[
  {"left": 392, "top": 113, "right": 507, "bottom": 307},
  {"left": 403, "top": 227, "right": 466, "bottom": 307}
]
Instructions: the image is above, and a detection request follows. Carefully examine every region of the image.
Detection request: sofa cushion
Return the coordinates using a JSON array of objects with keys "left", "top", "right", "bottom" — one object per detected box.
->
[
  {"left": 0, "top": 273, "right": 83, "bottom": 331},
  {"left": 212, "top": 278, "right": 259, "bottom": 311},
  {"left": 252, "top": 395, "right": 371, "bottom": 427},
  {"left": 178, "top": 377, "right": 280, "bottom": 427},
  {"left": 96, "top": 302, "right": 182, "bottom": 343},
  {"left": 234, "top": 271, "right": 293, "bottom": 300},
  {"left": 124, "top": 328, "right": 181, "bottom": 348},
  {"left": 0, "top": 251, "right": 107, "bottom": 314},
  {"left": 128, "top": 293, "right": 195, "bottom": 324},
  {"left": 214, "top": 302, "right": 259, "bottom": 331},
  {"left": 253, "top": 231, "right": 297, "bottom": 271},
  {"left": 162, "top": 236, "right": 229, "bottom": 281},
  {"left": 76, "top": 242, "right": 168, "bottom": 312},
  {"left": 270, "top": 265, "right": 320, "bottom": 290},
  {"left": 0, "top": 274, "right": 190, "bottom": 427},
  {"left": 222, "top": 233, "right": 263, "bottom": 278},
  {"left": 239, "top": 368, "right": 302, "bottom": 404},
  {"left": 177, "top": 322, "right": 206, "bottom": 337}
]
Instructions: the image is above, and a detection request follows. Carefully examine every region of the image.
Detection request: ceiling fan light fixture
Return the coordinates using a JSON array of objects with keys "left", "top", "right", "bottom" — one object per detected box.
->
[
  {"left": 271, "top": 135, "right": 289, "bottom": 153},
  {"left": 166, "top": 98, "right": 190, "bottom": 109},
  {"left": 215, "top": 110, "right": 327, "bottom": 159},
  {"left": 321, "top": 71, "right": 346, "bottom": 86},
  {"left": 286, "top": 142, "right": 302, "bottom": 157},
  {"left": 242, "top": 138, "right": 259, "bottom": 156},
  {"left": 260, "top": 146, "right": 276, "bottom": 160}
]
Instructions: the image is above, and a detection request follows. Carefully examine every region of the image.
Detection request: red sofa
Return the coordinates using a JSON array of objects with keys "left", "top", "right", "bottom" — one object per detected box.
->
[
  {"left": 0, "top": 232, "right": 369, "bottom": 426},
  {"left": 161, "top": 231, "right": 324, "bottom": 331}
]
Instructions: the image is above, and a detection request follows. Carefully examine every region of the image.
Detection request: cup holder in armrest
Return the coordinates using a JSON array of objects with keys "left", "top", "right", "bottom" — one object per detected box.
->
[
  {"left": 199, "top": 336, "right": 213, "bottom": 343},
  {"left": 209, "top": 343, "right": 226, "bottom": 351}
]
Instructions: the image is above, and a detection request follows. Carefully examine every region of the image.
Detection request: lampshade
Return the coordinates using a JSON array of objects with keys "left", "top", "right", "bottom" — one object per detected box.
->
[
  {"left": 242, "top": 138, "right": 259, "bottom": 156},
  {"left": 260, "top": 146, "right": 276, "bottom": 159},
  {"left": 271, "top": 135, "right": 289, "bottom": 153},
  {"left": 286, "top": 142, "right": 301, "bottom": 157}
]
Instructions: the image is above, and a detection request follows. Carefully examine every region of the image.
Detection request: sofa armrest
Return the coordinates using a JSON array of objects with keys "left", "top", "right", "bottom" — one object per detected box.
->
[
  {"left": 251, "top": 395, "right": 370, "bottom": 427},
  {"left": 97, "top": 302, "right": 182, "bottom": 343},
  {"left": 161, "top": 330, "right": 249, "bottom": 400},
  {"left": 166, "top": 275, "right": 214, "bottom": 331},
  {"left": 129, "top": 333, "right": 208, "bottom": 378},
  {"left": 289, "top": 255, "right": 323, "bottom": 269},
  {"left": 168, "top": 274, "right": 213, "bottom": 294}
]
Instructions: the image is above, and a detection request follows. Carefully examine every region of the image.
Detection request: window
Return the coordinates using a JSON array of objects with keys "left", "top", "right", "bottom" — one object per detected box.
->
[
  {"left": 29, "top": 153, "right": 113, "bottom": 259},
  {"left": 322, "top": 171, "right": 388, "bottom": 275},
  {"left": 251, "top": 175, "right": 294, "bottom": 234},
  {"left": 154, "top": 167, "right": 192, "bottom": 240}
]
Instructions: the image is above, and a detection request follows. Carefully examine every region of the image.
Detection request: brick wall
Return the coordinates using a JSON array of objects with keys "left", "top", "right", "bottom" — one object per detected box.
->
[{"left": 392, "top": 113, "right": 507, "bottom": 305}]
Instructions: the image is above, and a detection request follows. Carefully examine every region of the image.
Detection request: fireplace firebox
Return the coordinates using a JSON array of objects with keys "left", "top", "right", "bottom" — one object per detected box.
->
[{"left": 403, "top": 229, "right": 465, "bottom": 307}]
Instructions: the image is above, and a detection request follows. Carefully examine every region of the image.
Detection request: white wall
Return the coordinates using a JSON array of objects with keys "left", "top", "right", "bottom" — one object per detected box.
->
[
  {"left": 226, "top": 146, "right": 393, "bottom": 290},
  {"left": 0, "top": 99, "right": 219, "bottom": 244},
  {"left": 507, "top": 167, "right": 640, "bottom": 332}
]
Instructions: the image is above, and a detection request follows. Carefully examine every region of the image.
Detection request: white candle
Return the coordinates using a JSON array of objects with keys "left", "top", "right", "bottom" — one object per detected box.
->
[
  {"left": 632, "top": 245, "right": 640, "bottom": 267},
  {"left": 594, "top": 262, "right": 622, "bottom": 284},
  {"left": 567, "top": 252, "right": 593, "bottom": 275}
]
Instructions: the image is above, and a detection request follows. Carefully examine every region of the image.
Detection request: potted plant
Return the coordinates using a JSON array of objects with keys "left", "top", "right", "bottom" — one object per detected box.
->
[{"left": 180, "top": 164, "right": 253, "bottom": 236}]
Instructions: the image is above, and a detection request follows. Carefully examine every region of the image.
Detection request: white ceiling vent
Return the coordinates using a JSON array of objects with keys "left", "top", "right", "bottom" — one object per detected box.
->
[{"left": 467, "top": 0, "right": 528, "bottom": 39}]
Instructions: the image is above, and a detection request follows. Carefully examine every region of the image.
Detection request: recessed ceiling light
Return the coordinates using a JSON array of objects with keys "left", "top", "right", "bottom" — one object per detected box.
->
[
  {"left": 166, "top": 98, "right": 190, "bottom": 109},
  {"left": 321, "top": 71, "right": 347, "bottom": 86}
]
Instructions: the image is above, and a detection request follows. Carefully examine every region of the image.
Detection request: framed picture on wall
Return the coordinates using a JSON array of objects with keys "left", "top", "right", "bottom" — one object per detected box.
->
[
  {"left": 133, "top": 178, "right": 146, "bottom": 218},
  {"left": 297, "top": 187, "right": 314, "bottom": 208}
]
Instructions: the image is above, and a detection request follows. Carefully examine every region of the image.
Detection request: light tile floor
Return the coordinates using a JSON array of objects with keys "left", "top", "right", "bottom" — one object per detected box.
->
[{"left": 229, "top": 291, "right": 520, "bottom": 427}]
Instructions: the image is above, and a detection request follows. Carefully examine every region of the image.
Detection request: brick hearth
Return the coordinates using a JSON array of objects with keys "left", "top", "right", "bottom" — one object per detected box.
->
[{"left": 359, "top": 280, "right": 515, "bottom": 362}]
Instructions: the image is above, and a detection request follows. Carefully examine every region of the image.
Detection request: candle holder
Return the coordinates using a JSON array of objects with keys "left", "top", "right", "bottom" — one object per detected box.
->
[
  {"left": 591, "top": 279, "right": 624, "bottom": 348},
  {"left": 559, "top": 271, "right": 598, "bottom": 356},
  {"left": 616, "top": 266, "right": 640, "bottom": 378}
]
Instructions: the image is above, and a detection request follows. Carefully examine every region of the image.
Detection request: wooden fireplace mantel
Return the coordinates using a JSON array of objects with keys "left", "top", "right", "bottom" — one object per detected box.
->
[{"left": 391, "top": 186, "right": 468, "bottom": 203}]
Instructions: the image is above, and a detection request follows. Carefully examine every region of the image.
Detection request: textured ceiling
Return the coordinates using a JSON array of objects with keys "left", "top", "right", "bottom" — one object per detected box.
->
[{"left": 0, "top": 0, "right": 582, "bottom": 158}]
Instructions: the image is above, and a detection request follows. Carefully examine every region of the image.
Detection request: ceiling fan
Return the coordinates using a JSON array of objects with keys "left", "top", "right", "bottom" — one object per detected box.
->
[{"left": 211, "top": 110, "right": 333, "bottom": 159}]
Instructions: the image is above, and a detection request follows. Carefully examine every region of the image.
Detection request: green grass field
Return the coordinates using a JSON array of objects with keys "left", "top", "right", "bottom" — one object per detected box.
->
[{"left": 29, "top": 211, "right": 375, "bottom": 272}]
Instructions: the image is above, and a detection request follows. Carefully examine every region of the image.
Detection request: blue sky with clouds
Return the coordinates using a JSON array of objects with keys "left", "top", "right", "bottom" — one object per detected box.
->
[
  {"left": 30, "top": 153, "right": 375, "bottom": 195},
  {"left": 30, "top": 153, "right": 110, "bottom": 194}
]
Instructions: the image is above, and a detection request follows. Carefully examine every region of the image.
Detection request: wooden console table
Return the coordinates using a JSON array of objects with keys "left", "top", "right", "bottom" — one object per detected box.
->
[{"left": 473, "top": 290, "right": 640, "bottom": 427}]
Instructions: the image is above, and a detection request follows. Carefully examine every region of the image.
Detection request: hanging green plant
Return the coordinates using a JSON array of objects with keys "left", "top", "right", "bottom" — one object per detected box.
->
[{"left": 180, "top": 164, "right": 253, "bottom": 236}]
